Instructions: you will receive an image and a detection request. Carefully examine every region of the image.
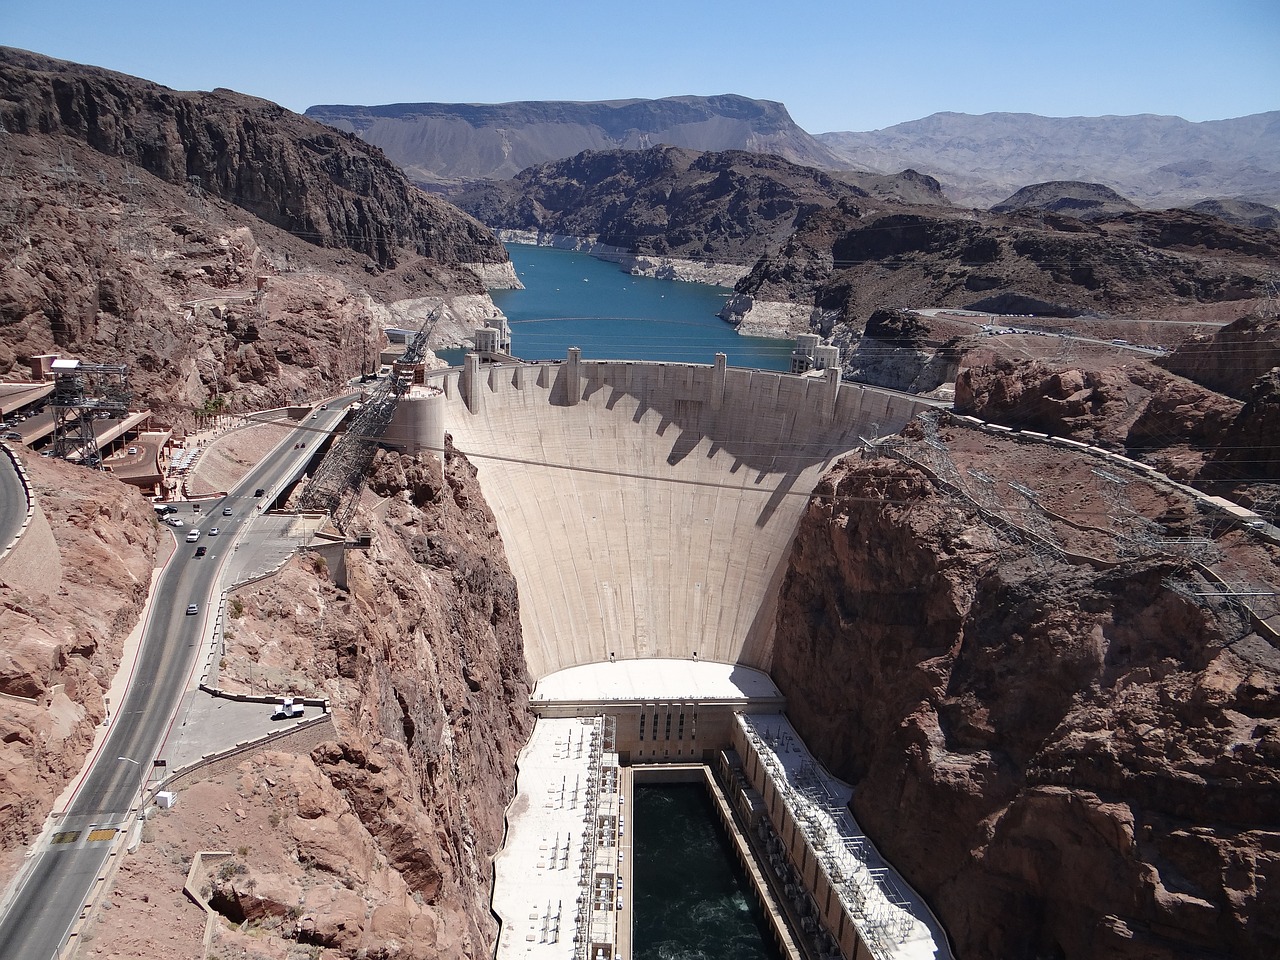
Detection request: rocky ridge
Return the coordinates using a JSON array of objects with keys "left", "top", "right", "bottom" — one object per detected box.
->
[
  {"left": 724, "top": 201, "right": 1280, "bottom": 340},
  {"left": 450, "top": 146, "right": 874, "bottom": 284},
  {"left": 0, "top": 89, "right": 508, "bottom": 425},
  {"left": 817, "top": 110, "right": 1280, "bottom": 208},
  {"left": 0, "top": 47, "right": 511, "bottom": 275},
  {"left": 772, "top": 424, "right": 1280, "bottom": 960}
]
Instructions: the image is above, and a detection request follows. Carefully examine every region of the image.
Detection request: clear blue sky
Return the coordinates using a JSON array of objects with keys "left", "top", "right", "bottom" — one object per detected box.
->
[{"left": 3, "top": 0, "right": 1277, "bottom": 132}]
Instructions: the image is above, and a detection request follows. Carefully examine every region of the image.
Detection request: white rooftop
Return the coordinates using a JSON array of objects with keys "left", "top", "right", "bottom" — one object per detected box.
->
[
  {"left": 739, "top": 714, "right": 952, "bottom": 960},
  {"left": 494, "top": 717, "right": 624, "bottom": 960},
  {"left": 532, "top": 659, "right": 783, "bottom": 704}
]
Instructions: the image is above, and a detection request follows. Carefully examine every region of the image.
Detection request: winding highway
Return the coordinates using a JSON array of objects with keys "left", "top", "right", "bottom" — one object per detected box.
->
[
  {"left": 0, "top": 445, "right": 29, "bottom": 555},
  {"left": 0, "top": 401, "right": 352, "bottom": 960}
]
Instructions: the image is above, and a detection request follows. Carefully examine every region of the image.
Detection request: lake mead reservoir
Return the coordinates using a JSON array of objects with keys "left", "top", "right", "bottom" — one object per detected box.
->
[{"left": 483, "top": 244, "right": 795, "bottom": 369}]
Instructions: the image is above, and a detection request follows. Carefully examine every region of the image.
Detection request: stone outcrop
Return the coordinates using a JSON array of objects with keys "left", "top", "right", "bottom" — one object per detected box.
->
[
  {"left": 954, "top": 356, "right": 1248, "bottom": 484},
  {"left": 771, "top": 442, "right": 1280, "bottom": 960},
  {"left": 1158, "top": 314, "right": 1280, "bottom": 401},
  {"left": 0, "top": 453, "right": 160, "bottom": 872},
  {"left": 840, "top": 308, "right": 965, "bottom": 394}
]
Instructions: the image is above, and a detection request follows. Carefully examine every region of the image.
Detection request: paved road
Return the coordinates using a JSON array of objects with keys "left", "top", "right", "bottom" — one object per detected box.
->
[
  {"left": 0, "top": 402, "right": 352, "bottom": 960},
  {"left": 0, "top": 446, "right": 27, "bottom": 553}
]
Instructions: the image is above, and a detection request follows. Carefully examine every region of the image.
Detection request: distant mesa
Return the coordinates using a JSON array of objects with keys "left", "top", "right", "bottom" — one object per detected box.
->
[
  {"left": 304, "top": 94, "right": 845, "bottom": 183},
  {"left": 990, "top": 181, "right": 1140, "bottom": 220}
]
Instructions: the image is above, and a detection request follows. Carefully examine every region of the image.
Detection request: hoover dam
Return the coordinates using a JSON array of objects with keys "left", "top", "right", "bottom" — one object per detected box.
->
[
  {"left": 388, "top": 351, "right": 954, "bottom": 960},
  {"left": 410, "top": 351, "right": 939, "bottom": 679}
]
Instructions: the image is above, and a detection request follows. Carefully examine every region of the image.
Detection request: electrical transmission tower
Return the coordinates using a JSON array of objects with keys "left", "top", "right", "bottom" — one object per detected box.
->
[
  {"left": 50, "top": 361, "right": 131, "bottom": 467},
  {"left": 297, "top": 310, "right": 441, "bottom": 529}
]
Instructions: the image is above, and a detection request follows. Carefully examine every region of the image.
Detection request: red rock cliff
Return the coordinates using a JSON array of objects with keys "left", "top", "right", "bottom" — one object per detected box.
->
[{"left": 771, "top": 440, "right": 1280, "bottom": 959}]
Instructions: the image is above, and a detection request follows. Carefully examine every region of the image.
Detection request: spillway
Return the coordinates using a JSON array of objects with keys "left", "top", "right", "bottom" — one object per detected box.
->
[{"left": 414, "top": 352, "right": 939, "bottom": 680}]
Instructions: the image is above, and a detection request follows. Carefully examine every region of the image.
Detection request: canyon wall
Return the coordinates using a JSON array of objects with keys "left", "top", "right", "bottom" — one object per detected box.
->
[
  {"left": 0, "top": 47, "right": 509, "bottom": 272},
  {"left": 96, "top": 446, "right": 534, "bottom": 959},
  {"left": 771, "top": 439, "right": 1280, "bottom": 960},
  {"left": 0, "top": 454, "right": 161, "bottom": 880}
]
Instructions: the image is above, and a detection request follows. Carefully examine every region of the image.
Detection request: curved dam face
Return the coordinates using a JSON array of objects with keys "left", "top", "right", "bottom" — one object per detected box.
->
[{"left": 424, "top": 354, "right": 938, "bottom": 680}]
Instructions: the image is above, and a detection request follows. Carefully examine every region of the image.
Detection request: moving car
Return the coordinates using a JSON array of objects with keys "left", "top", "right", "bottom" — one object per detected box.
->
[
  {"left": 185, "top": 603, "right": 199, "bottom": 615},
  {"left": 254, "top": 488, "right": 265, "bottom": 497},
  {"left": 185, "top": 529, "right": 201, "bottom": 542},
  {"left": 164, "top": 516, "right": 184, "bottom": 528},
  {"left": 222, "top": 507, "right": 233, "bottom": 516},
  {"left": 208, "top": 527, "right": 219, "bottom": 536},
  {"left": 194, "top": 546, "right": 207, "bottom": 557}
]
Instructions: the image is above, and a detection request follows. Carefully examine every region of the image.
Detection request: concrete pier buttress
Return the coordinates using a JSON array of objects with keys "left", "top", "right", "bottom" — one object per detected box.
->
[{"left": 428, "top": 358, "right": 939, "bottom": 681}]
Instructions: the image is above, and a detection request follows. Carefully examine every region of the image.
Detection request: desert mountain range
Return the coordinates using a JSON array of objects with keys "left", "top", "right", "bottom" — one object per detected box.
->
[{"left": 306, "top": 95, "right": 1280, "bottom": 209}]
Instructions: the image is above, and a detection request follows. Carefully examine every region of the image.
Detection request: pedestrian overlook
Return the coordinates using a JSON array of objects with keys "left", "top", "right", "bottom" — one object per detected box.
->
[{"left": 394, "top": 351, "right": 942, "bottom": 681}]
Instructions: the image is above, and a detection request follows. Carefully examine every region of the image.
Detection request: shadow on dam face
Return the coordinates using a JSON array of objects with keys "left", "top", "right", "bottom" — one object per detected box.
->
[{"left": 430, "top": 357, "right": 939, "bottom": 680}]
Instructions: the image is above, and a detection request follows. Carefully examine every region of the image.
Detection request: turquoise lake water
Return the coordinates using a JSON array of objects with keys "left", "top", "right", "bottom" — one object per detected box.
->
[
  {"left": 634, "top": 784, "right": 782, "bottom": 960},
  {"left": 440, "top": 244, "right": 794, "bottom": 370}
]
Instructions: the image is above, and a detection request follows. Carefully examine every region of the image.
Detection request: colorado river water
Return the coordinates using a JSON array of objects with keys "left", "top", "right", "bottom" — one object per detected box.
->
[
  {"left": 441, "top": 244, "right": 795, "bottom": 369},
  {"left": 633, "top": 784, "right": 782, "bottom": 960}
]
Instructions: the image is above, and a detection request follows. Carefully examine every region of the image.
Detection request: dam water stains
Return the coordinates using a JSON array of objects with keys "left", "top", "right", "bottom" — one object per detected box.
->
[
  {"left": 633, "top": 784, "right": 782, "bottom": 960},
  {"left": 482, "top": 244, "right": 794, "bottom": 369}
]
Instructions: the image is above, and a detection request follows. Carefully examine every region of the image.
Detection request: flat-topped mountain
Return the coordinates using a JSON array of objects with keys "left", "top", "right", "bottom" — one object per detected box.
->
[
  {"left": 991, "top": 181, "right": 1141, "bottom": 220},
  {"left": 304, "top": 95, "right": 846, "bottom": 183},
  {"left": 819, "top": 110, "right": 1280, "bottom": 208}
]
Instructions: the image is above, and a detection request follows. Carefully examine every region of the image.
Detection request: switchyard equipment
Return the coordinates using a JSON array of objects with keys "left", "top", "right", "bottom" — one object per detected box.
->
[
  {"left": 49, "top": 358, "right": 131, "bottom": 468},
  {"left": 297, "top": 310, "right": 440, "bottom": 529}
]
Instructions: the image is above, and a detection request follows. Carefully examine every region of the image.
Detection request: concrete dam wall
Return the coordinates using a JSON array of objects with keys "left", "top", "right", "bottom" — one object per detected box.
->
[{"left": 422, "top": 354, "right": 939, "bottom": 680}]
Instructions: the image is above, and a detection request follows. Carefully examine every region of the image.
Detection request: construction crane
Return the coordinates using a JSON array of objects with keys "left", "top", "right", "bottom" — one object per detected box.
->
[{"left": 296, "top": 309, "right": 440, "bottom": 528}]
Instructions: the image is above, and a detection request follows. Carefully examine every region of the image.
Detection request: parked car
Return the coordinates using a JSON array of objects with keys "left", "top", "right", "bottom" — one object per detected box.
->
[{"left": 271, "top": 697, "right": 304, "bottom": 720}]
